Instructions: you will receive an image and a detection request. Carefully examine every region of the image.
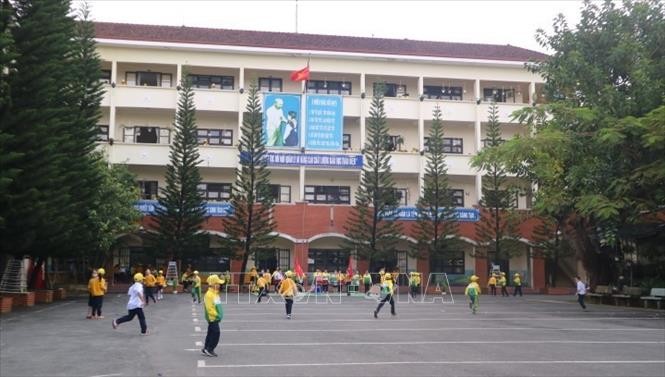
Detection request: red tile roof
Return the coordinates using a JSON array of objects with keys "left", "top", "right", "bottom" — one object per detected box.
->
[{"left": 94, "top": 22, "right": 547, "bottom": 63}]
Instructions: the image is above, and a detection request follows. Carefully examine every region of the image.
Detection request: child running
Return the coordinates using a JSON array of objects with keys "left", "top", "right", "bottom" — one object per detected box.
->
[
  {"left": 373, "top": 272, "right": 396, "bottom": 318},
  {"left": 201, "top": 275, "right": 224, "bottom": 357},
  {"left": 465, "top": 275, "right": 481, "bottom": 314},
  {"left": 112, "top": 273, "right": 148, "bottom": 335},
  {"left": 278, "top": 271, "right": 298, "bottom": 319}
]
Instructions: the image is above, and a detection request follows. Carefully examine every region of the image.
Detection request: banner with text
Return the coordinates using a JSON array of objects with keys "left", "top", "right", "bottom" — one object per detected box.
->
[
  {"left": 244, "top": 152, "right": 363, "bottom": 169},
  {"left": 135, "top": 200, "right": 233, "bottom": 217},
  {"left": 388, "top": 207, "right": 480, "bottom": 222},
  {"left": 305, "top": 94, "right": 343, "bottom": 150}
]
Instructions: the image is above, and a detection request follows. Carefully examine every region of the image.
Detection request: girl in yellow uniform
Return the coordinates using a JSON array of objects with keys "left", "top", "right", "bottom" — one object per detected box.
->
[
  {"left": 201, "top": 275, "right": 223, "bottom": 357},
  {"left": 143, "top": 269, "right": 157, "bottom": 305},
  {"left": 191, "top": 271, "right": 202, "bottom": 304},
  {"left": 156, "top": 270, "right": 166, "bottom": 300},
  {"left": 278, "top": 271, "right": 297, "bottom": 319},
  {"left": 374, "top": 273, "right": 396, "bottom": 318},
  {"left": 465, "top": 275, "right": 481, "bottom": 314},
  {"left": 89, "top": 268, "right": 107, "bottom": 319}
]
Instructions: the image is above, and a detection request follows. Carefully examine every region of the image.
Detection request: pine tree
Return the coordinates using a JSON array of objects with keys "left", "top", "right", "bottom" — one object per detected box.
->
[
  {"left": 344, "top": 87, "right": 402, "bottom": 268},
  {"left": 222, "top": 84, "right": 276, "bottom": 279},
  {"left": 414, "top": 105, "right": 459, "bottom": 264},
  {"left": 1, "top": 0, "right": 79, "bottom": 262},
  {"left": 154, "top": 75, "right": 207, "bottom": 261},
  {"left": 472, "top": 102, "right": 522, "bottom": 265}
]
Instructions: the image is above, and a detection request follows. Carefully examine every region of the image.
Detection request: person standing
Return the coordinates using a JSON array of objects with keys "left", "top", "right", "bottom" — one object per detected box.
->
[
  {"left": 143, "top": 269, "right": 157, "bottom": 305},
  {"left": 513, "top": 273, "right": 523, "bottom": 297},
  {"left": 575, "top": 276, "right": 588, "bottom": 310},
  {"left": 487, "top": 274, "right": 497, "bottom": 296},
  {"left": 202, "top": 275, "right": 224, "bottom": 357},
  {"left": 191, "top": 271, "right": 202, "bottom": 304},
  {"left": 465, "top": 275, "right": 481, "bottom": 314},
  {"left": 112, "top": 273, "right": 148, "bottom": 335},
  {"left": 279, "top": 271, "right": 298, "bottom": 319},
  {"left": 89, "top": 268, "right": 107, "bottom": 319},
  {"left": 409, "top": 272, "right": 421, "bottom": 299},
  {"left": 155, "top": 270, "right": 166, "bottom": 300},
  {"left": 363, "top": 271, "right": 372, "bottom": 295},
  {"left": 499, "top": 272, "right": 509, "bottom": 297},
  {"left": 374, "top": 273, "right": 396, "bottom": 318},
  {"left": 255, "top": 274, "right": 269, "bottom": 303},
  {"left": 86, "top": 269, "right": 98, "bottom": 319}
]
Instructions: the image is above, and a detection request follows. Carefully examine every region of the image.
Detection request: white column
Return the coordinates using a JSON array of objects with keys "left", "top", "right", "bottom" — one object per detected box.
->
[
  {"left": 299, "top": 166, "right": 306, "bottom": 202},
  {"left": 109, "top": 105, "right": 116, "bottom": 143},
  {"left": 529, "top": 81, "right": 536, "bottom": 105},
  {"left": 360, "top": 72, "right": 366, "bottom": 95},
  {"left": 474, "top": 80, "right": 482, "bottom": 153},
  {"left": 418, "top": 118, "right": 424, "bottom": 152},
  {"left": 111, "top": 61, "right": 117, "bottom": 85},
  {"left": 359, "top": 73, "right": 366, "bottom": 147},
  {"left": 237, "top": 67, "right": 245, "bottom": 141},
  {"left": 176, "top": 64, "right": 182, "bottom": 85},
  {"left": 474, "top": 79, "right": 481, "bottom": 103},
  {"left": 239, "top": 67, "right": 245, "bottom": 92},
  {"left": 418, "top": 76, "right": 424, "bottom": 98},
  {"left": 475, "top": 173, "right": 482, "bottom": 205}
]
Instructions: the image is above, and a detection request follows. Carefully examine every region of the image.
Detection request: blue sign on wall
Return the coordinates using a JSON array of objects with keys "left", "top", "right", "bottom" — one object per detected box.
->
[
  {"left": 135, "top": 200, "right": 233, "bottom": 217},
  {"left": 262, "top": 152, "right": 363, "bottom": 169},
  {"left": 388, "top": 207, "right": 480, "bottom": 222},
  {"left": 263, "top": 93, "right": 301, "bottom": 148},
  {"left": 305, "top": 95, "right": 343, "bottom": 150}
]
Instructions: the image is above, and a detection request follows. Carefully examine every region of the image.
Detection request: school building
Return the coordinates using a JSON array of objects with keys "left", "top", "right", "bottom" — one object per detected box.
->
[{"left": 94, "top": 22, "right": 550, "bottom": 289}]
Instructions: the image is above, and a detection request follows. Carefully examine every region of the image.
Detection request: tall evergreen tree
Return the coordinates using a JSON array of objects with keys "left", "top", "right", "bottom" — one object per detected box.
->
[
  {"left": 344, "top": 88, "right": 402, "bottom": 269},
  {"left": 0, "top": 0, "right": 20, "bottom": 230},
  {"left": 472, "top": 102, "right": 522, "bottom": 267},
  {"left": 222, "top": 84, "right": 276, "bottom": 279},
  {"left": 154, "top": 75, "right": 207, "bottom": 261},
  {"left": 1, "top": 0, "right": 79, "bottom": 263},
  {"left": 414, "top": 105, "right": 459, "bottom": 265}
]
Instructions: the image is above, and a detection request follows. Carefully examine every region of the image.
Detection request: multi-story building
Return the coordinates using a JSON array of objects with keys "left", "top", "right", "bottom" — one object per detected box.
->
[{"left": 94, "top": 22, "right": 548, "bottom": 288}]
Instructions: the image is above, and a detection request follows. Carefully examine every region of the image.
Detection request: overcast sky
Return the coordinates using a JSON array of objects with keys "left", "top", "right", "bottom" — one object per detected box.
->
[{"left": 76, "top": 0, "right": 590, "bottom": 53}]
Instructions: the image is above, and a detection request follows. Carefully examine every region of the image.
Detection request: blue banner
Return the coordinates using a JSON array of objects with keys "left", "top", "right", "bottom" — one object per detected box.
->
[
  {"left": 135, "top": 200, "right": 233, "bottom": 217},
  {"left": 305, "top": 95, "right": 343, "bottom": 150},
  {"left": 263, "top": 93, "right": 301, "bottom": 148},
  {"left": 388, "top": 207, "right": 479, "bottom": 222},
  {"left": 263, "top": 152, "right": 363, "bottom": 169}
]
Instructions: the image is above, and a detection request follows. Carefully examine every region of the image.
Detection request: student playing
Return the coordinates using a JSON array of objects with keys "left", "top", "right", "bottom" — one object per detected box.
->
[
  {"left": 487, "top": 274, "right": 497, "bottom": 296},
  {"left": 499, "top": 272, "right": 509, "bottom": 297},
  {"left": 278, "top": 271, "right": 298, "bottom": 319},
  {"left": 513, "top": 273, "right": 523, "bottom": 297},
  {"left": 374, "top": 273, "right": 396, "bottom": 318},
  {"left": 86, "top": 269, "right": 98, "bottom": 319},
  {"left": 465, "top": 275, "right": 481, "bottom": 314},
  {"left": 201, "top": 275, "right": 224, "bottom": 357},
  {"left": 363, "top": 271, "right": 372, "bottom": 295},
  {"left": 112, "top": 273, "right": 148, "bottom": 335},
  {"left": 143, "top": 269, "right": 157, "bottom": 305},
  {"left": 155, "top": 270, "right": 166, "bottom": 300},
  {"left": 191, "top": 271, "right": 202, "bottom": 304},
  {"left": 256, "top": 274, "right": 269, "bottom": 303}
]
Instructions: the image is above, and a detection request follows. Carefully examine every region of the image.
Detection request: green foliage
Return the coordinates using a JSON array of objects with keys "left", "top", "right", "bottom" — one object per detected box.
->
[
  {"left": 155, "top": 74, "right": 208, "bottom": 260},
  {"left": 222, "top": 84, "right": 276, "bottom": 274},
  {"left": 344, "top": 89, "right": 402, "bottom": 266},
  {"left": 414, "top": 105, "right": 460, "bottom": 261}
]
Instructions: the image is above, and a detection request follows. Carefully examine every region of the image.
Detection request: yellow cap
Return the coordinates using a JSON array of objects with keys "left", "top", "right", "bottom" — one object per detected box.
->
[
  {"left": 470, "top": 275, "right": 479, "bottom": 282},
  {"left": 285, "top": 270, "right": 294, "bottom": 278},
  {"left": 207, "top": 274, "right": 222, "bottom": 285},
  {"left": 193, "top": 270, "right": 199, "bottom": 275},
  {"left": 97, "top": 268, "right": 105, "bottom": 275},
  {"left": 514, "top": 273, "right": 520, "bottom": 277},
  {"left": 384, "top": 273, "right": 392, "bottom": 279},
  {"left": 501, "top": 272, "right": 506, "bottom": 276},
  {"left": 134, "top": 273, "right": 144, "bottom": 282}
]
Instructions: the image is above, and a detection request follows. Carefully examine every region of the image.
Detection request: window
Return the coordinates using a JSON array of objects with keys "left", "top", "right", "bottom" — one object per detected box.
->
[
  {"left": 181, "top": 254, "right": 231, "bottom": 273},
  {"left": 483, "top": 88, "right": 515, "bottom": 103},
  {"left": 449, "top": 189, "right": 464, "bottom": 207},
  {"left": 197, "top": 128, "right": 233, "bottom": 146},
  {"left": 125, "top": 71, "right": 172, "bottom": 87},
  {"left": 268, "top": 184, "right": 291, "bottom": 203},
  {"left": 308, "top": 249, "right": 350, "bottom": 273},
  {"left": 197, "top": 183, "right": 231, "bottom": 201},
  {"left": 97, "top": 125, "right": 109, "bottom": 142},
  {"left": 342, "top": 134, "right": 351, "bottom": 150},
  {"left": 423, "top": 86, "right": 463, "bottom": 100},
  {"left": 259, "top": 77, "right": 283, "bottom": 92},
  {"left": 138, "top": 181, "right": 158, "bottom": 200},
  {"left": 373, "top": 82, "right": 407, "bottom": 98},
  {"left": 135, "top": 127, "right": 158, "bottom": 143},
  {"left": 124, "top": 127, "right": 169, "bottom": 144},
  {"left": 385, "top": 135, "right": 402, "bottom": 152},
  {"left": 255, "top": 248, "right": 290, "bottom": 271},
  {"left": 393, "top": 188, "right": 408, "bottom": 206},
  {"left": 443, "top": 138, "right": 463, "bottom": 154},
  {"left": 306, "top": 80, "right": 352, "bottom": 95},
  {"left": 430, "top": 250, "right": 465, "bottom": 274},
  {"left": 188, "top": 74, "right": 234, "bottom": 90},
  {"left": 304, "top": 185, "right": 351, "bottom": 204},
  {"left": 100, "top": 70, "right": 111, "bottom": 84}
]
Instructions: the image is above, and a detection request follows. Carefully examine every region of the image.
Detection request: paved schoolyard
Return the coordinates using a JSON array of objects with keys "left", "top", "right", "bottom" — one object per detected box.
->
[{"left": 1, "top": 290, "right": 663, "bottom": 377}]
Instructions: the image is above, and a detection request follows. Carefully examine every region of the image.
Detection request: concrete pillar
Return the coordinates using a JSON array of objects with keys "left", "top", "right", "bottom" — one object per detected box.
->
[
  {"left": 111, "top": 61, "right": 117, "bottom": 85},
  {"left": 529, "top": 81, "right": 536, "bottom": 105},
  {"left": 299, "top": 166, "right": 306, "bottom": 202},
  {"left": 109, "top": 105, "right": 116, "bottom": 144},
  {"left": 176, "top": 64, "right": 182, "bottom": 85},
  {"left": 475, "top": 173, "right": 483, "bottom": 205},
  {"left": 360, "top": 73, "right": 366, "bottom": 145},
  {"left": 474, "top": 79, "right": 481, "bottom": 103}
]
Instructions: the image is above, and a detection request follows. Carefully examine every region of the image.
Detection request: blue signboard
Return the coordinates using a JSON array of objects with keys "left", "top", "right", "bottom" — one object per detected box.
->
[
  {"left": 388, "top": 207, "right": 479, "bottom": 222},
  {"left": 135, "top": 200, "right": 233, "bottom": 217},
  {"left": 305, "top": 95, "right": 343, "bottom": 150},
  {"left": 263, "top": 93, "right": 301, "bottom": 148}
]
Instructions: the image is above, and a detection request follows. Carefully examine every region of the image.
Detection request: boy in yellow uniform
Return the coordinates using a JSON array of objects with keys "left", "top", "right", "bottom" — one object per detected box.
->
[
  {"left": 156, "top": 270, "right": 166, "bottom": 300},
  {"left": 409, "top": 272, "right": 421, "bottom": 299},
  {"left": 86, "top": 269, "right": 98, "bottom": 319},
  {"left": 191, "top": 271, "right": 202, "bottom": 304},
  {"left": 278, "top": 271, "right": 297, "bottom": 319},
  {"left": 487, "top": 274, "right": 497, "bottom": 296},
  {"left": 374, "top": 273, "right": 396, "bottom": 318},
  {"left": 465, "top": 275, "right": 481, "bottom": 314},
  {"left": 201, "top": 275, "right": 223, "bottom": 357},
  {"left": 89, "top": 268, "right": 107, "bottom": 319},
  {"left": 499, "top": 272, "right": 509, "bottom": 297},
  {"left": 363, "top": 271, "right": 372, "bottom": 295},
  {"left": 255, "top": 274, "right": 269, "bottom": 303},
  {"left": 143, "top": 269, "right": 157, "bottom": 305},
  {"left": 513, "top": 273, "right": 523, "bottom": 297},
  {"left": 262, "top": 270, "right": 272, "bottom": 292}
]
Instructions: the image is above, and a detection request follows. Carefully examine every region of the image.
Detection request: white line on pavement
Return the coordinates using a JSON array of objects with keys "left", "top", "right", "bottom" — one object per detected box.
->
[
  {"left": 207, "top": 327, "right": 663, "bottom": 333},
  {"left": 221, "top": 317, "right": 664, "bottom": 323},
  {"left": 90, "top": 374, "right": 123, "bottom": 377},
  {"left": 194, "top": 326, "right": 201, "bottom": 332},
  {"left": 193, "top": 318, "right": 198, "bottom": 322},
  {"left": 198, "top": 360, "right": 665, "bottom": 368},
  {"left": 217, "top": 340, "right": 665, "bottom": 347}
]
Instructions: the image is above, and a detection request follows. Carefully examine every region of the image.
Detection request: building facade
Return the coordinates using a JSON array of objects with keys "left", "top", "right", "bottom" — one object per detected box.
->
[{"left": 94, "top": 22, "right": 547, "bottom": 288}]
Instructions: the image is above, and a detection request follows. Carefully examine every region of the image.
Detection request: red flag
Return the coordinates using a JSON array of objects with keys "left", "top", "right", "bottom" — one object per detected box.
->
[
  {"left": 290, "top": 65, "right": 310, "bottom": 81},
  {"left": 295, "top": 260, "right": 304, "bottom": 277},
  {"left": 346, "top": 256, "right": 354, "bottom": 278}
]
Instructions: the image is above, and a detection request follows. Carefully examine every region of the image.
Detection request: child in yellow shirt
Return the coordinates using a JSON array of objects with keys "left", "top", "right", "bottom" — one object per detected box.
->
[{"left": 465, "top": 275, "right": 481, "bottom": 314}]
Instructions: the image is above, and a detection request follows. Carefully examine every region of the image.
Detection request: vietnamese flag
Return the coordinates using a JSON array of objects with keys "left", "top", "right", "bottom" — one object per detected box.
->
[
  {"left": 295, "top": 260, "right": 305, "bottom": 277},
  {"left": 346, "top": 255, "right": 354, "bottom": 278},
  {"left": 290, "top": 65, "right": 310, "bottom": 81}
]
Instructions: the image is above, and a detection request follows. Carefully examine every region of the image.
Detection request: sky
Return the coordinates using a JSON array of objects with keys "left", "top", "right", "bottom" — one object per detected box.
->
[{"left": 76, "top": 0, "right": 590, "bottom": 53}]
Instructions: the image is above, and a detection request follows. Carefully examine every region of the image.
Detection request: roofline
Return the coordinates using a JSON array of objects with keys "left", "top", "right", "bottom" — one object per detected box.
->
[{"left": 95, "top": 38, "right": 533, "bottom": 69}]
